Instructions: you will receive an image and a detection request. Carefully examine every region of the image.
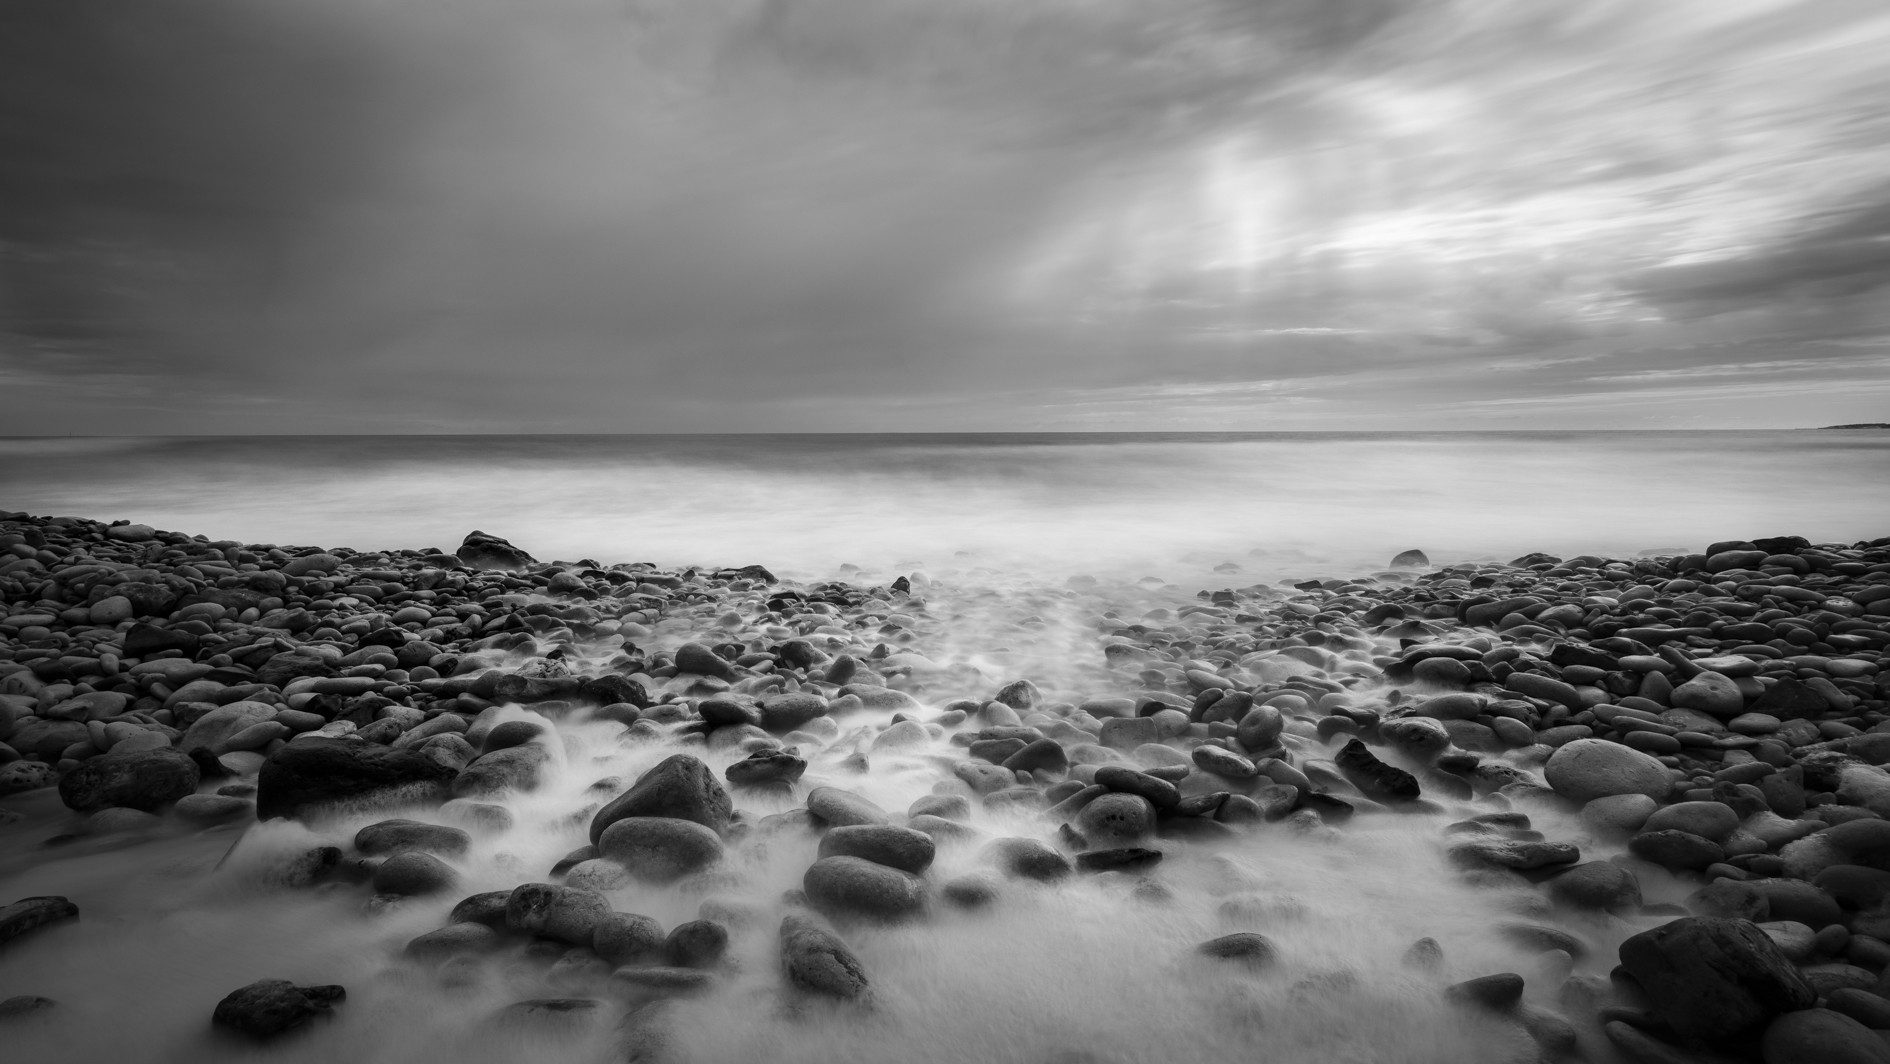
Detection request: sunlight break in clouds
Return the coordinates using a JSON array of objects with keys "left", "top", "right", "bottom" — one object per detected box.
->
[{"left": 0, "top": 0, "right": 1887, "bottom": 431}]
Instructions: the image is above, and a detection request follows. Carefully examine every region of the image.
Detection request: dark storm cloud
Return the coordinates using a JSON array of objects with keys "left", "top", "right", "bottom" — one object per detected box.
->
[{"left": 1, "top": 0, "right": 1887, "bottom": 431}]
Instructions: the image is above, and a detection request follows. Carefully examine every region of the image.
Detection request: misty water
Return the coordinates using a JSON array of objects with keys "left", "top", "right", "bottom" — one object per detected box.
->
[
  {"left": 2, "top": 431, "right": 1888, "bottom": 1062},
  {"left": 5, "top": 431, "right": 1888, "bottom": 583}
]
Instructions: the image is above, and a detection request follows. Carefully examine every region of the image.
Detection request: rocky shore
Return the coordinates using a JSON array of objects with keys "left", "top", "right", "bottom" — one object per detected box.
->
[{"left": 3, "top": 510, "right": 1890, "bottom": 1062}]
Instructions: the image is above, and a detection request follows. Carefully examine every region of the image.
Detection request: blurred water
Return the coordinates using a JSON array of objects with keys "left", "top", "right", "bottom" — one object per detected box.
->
[{"left": 2, "top": 431, "right": 1886, "bottom": 584}]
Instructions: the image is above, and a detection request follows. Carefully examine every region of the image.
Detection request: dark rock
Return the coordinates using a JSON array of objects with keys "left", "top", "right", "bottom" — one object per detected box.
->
[
  {"left": 1548, "top": 862, "right": 1642, "bottom": 912},
  {"left": 577, "top": 674, "right": 650, "bottom": 708},
  {"left": 818, "top": 824, "right": 936, "bottom": 874},
  {"left": 593, "top": 912, "right": 666, "bottom": 966},
  {"left": 1760, "top": 1007, "right": 1890, "bottom": 1064},
  {"left": 371, "top": 852, "right": 457, "bottom": 896},
  {"left": 1335, "top": 739, "right": 1420, "bottom": 802},
  {"left": 1076, "top": 848, "right": 1163, "bottom": 873},
  {"left": 673, "top": 642, "right": 735, "bottom": 680},
  {"left": 506, "top": 883, "right": 612, "bottom": 946},
  {"left": 725, "top": 750, "right": 806, "bottom": 787},
  {"left": 1390, "top": 549, "right": 1430, "bottom": 568},
  {"left": 1446, "top": 973, "right": 1524, "bottom": 1011},
  {"left": 1616, "top": 917, "right": 1814, "bottom": 1040},
  {"left": 588, "top": 754, "right": 731, "bottom": 844},
  {"left": 211, "top": 979, "right": 345, "bottom": 1038},
  {"left": 664, "top": 920, "right": 728, "bottom": 969},
  {"left": 597, "top": 816, "right": 724, "bottom": 883},
  {"left": 983, "top": 837, "right": 1072, "bottom": 883},
  {"left": 1196, "top": 932, "right": 1275, "bottom": 969},
  {"left": 806, "top": 786, "right": 891, "bottom": 828},
  {"left": 456, "top": 531, "right": 537, "bottom": 571},
  {"left": 803, "top": 855, "right": 926, "bottom": 920},
  {"left": 1094, "top": 765, "right": 1181, "bottom": 811},
  {"left": 779, "top": 914, "right": 870, "bottom": 999},
  {"left": 256, "top": 738, "right": 458, "bottom": 821},
  {"left": 0, "top": 896, "right": 78, "bottom": 948},
  {"left": 449, "top": 891, "right": 513, "bottom": 928},
  {"left": 354, "top": 818, "right": 471, "bottom": 858},
  {"left": 57, "top": 748, "right": 199, "bottom": 812}
]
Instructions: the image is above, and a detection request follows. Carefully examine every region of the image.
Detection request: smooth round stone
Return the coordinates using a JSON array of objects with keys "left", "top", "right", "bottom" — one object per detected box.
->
[
  {"left": 817, "top": 824, "right": 936, "bottom": 874},
  {"left": 1544, "top": 739, "right": 1671, "bottom": 802},
  {"left": 1074, "top": 793, "right": 1156, "bottom": 846},
  {"left": 506, "top": 884, "right": 612, "bottom": 945},
  {"left": 1580, "top": 793, "right": 1659, "bottom": 838},
  {"left": 597, "top": 816, "right": 724, "bottom": 883},
  {"left": 1642, "top": 801, "right": 1740, "bottom": 843},
  {"left": 1672, "top": 672, "right": 1745, "bottom": 718},
  {"left": 1822, "top": 819, "right": 1890, "bottom": 864},
  {"left": 1198, "top": 932, "right": 1277, "bottom": 968},
  {"left": 1761, "top": 1007, "right": 1890, "bottom": 1064},
  {"left": 592, "top": 912, "right": 666, "bottom": 966},
  {"left": 869, "top": 719, "right": 931, "bottom": 752},
  {"left": 1547, "top": 862, "right": 1642, "bottom": 913},
  {"left": 663, "top": 919, "right": 728, "bottom": 969},
  {"left": 802, "top": 856, "right": 926, "bottom": 920},
  {"left": 806, "top": 786, "right": 890, "bottom": 827},
  {"left": 372, "top": 852, "right": 458, "bottom": 896},
  {"left": 1192, "top": 745, "right": 1258, "bottom": 778}
]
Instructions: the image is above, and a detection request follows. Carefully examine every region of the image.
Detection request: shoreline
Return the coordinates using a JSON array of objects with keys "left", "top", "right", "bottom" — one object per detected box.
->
[{"left": 3, "top": 509, "right": 1890, "bottom": 1059}]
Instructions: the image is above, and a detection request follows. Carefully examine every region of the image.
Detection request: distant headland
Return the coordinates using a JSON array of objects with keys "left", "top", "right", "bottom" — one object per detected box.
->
[{"left": 1819, "top": 423, "right": 1890, "bottom": 429}]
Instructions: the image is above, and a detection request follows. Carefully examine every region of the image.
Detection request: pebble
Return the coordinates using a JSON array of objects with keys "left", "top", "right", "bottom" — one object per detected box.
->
[
  {"left": 803, "top": 855, "right": 926, "bottom": 919},
  {"left": 597, "top": 816, "right": 724, "bottom": 883}
]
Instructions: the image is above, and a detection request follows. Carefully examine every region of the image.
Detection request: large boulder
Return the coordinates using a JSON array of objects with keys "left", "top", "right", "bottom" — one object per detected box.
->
[
  {"left": 455, "top": 531, "right": 537, "bottom": 571},
  {"left": 1617, "top": 917, "right": 1814, "bottom": 1040},
  {"left": 57, "top": 748, "right": 199, "bottom": 812},
  {"left": 588, "top": 754, "right": 731, "bottom": 845},
  {"left": 1544, "top": 739, "right": 1672, "bottom": 803},
  {"left": 255, "top": 738, "right": 458, "bottom": 821}
]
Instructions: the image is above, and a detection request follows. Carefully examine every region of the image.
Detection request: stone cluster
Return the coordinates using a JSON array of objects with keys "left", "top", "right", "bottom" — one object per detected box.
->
[{"left": 3, "top": 511, "right": 1890, "bottom": 1062}]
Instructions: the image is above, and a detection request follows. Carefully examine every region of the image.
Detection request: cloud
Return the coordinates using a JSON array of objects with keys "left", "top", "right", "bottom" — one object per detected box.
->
[{"left": 1, "top": 0, "right": 1888, "bottom": 431}]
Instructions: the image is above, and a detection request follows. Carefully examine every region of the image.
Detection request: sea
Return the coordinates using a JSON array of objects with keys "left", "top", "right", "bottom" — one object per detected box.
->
[
  {"left": 3, "top": 431, "right": 1887, "bottom": 584},
  {"left": 1, "top": 430, "right": 1887, "bottom": 1063}
]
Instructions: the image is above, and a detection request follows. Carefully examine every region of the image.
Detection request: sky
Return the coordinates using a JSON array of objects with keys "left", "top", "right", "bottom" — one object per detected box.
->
[{"left": 2, "top": 0, "right": 1889, "bottom": 433}]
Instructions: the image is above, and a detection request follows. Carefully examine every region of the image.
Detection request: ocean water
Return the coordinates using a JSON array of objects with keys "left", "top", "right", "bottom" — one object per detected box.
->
[
  {"left": 2, "top": 430, "right": 1888, "bottom": 1063},
  {"left": 3, "top": 431, "right": 1887, "bottom": 584}
]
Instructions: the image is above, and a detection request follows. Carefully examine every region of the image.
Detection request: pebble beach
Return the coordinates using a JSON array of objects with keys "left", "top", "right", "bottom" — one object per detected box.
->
[{"left": 4, "top": 509, "right": 1890, "bottom": 1064}]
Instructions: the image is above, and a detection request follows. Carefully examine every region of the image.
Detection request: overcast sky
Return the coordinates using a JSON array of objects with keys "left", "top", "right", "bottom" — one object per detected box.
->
[{"left": 3, "top": 0, "right": 1888, "bottom": 432}]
